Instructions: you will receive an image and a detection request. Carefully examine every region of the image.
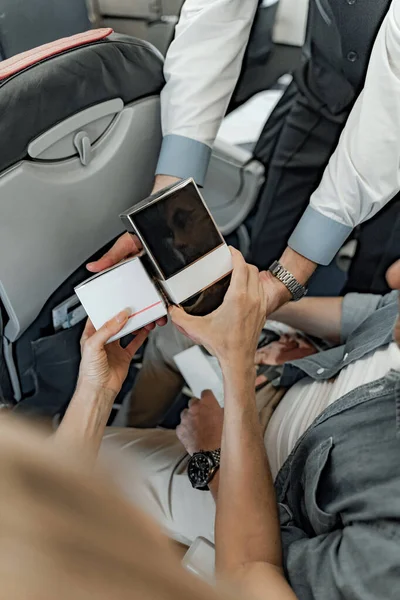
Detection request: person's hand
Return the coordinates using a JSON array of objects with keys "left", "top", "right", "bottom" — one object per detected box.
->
[
  {"left": 386, "top": 259, "right": 400, "bottom": 347},
  {"left": 86, "top": 176, "right": 179, "bottom": 274},
  {"left": 87, "top": 232, "right": 167, "bottom": 332},
  {"left": 255, "top": 334, "right": 317, "bottom": 366},
  {"left": 176, "top": 390, "right": 224, "bottom": 455},
  {"left": 86, "top": 233, "right": 166, "bottom": 332},
  {"left": 77, "top": 310, "right": 148, "bottom": 397},
  {"left": 87, "top": 232, "right": 142, "bottom": 273},
  {"left": 170, "top": 248, "right": 267, "bottom": 368}
]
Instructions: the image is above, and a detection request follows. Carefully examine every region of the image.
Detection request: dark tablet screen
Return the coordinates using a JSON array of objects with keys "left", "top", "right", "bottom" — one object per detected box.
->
[{"left": 134, "top": 182, "right": 223, "bottom": 279}]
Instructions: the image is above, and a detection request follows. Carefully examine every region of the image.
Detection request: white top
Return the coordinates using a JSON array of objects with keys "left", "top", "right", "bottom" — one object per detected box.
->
[
  {"left": 156, "top": 0, "right": 400, "bottom": 265},
  {"left": 265, "top": 342, "right": 400, "bottom": 480}
]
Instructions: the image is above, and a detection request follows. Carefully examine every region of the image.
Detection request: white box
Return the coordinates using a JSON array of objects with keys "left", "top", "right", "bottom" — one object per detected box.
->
[
  {"left": 174, "top": 346, "right": 224, "bottom": 407},
  {"left": 75, "top": 257, "right": 167, "bottom": 343}
]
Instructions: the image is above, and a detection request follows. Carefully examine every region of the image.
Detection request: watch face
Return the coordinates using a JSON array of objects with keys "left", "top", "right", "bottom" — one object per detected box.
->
[{"left": 188, "top": 453, "right": 213, "bottom": 489}]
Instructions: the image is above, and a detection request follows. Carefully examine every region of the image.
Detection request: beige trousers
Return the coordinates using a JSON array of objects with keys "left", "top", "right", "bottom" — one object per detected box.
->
[{"left": 103, "top": 322, "right": 285, "bottom": 546}]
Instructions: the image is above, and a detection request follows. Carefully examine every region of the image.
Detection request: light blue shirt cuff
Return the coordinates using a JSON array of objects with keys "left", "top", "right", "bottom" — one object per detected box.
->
[
  {"left": 288, "top": 206, "right": 353, "bottom": 266},
  {"left": 155, "top": 134, "right": 212, "bottom": 187}
]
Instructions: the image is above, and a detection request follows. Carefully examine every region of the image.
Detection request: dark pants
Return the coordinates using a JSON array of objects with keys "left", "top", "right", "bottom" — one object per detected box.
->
[{"left": 249, "top": 75, "right": 400, "bottom": 296}]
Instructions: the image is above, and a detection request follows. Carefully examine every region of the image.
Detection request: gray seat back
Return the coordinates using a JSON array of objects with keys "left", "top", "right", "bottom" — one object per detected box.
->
[
  {"left": 0, "top": 0, "right": 91, "bottom": 58},
  {"left": 202, "top": 140, "right": 265, "bottom": 240},
  {"left": 0, "top": 29, "right": 164, "bottom": 407},
  {"left": 0, "top": 96, "right": 161, "bottom": 344}
]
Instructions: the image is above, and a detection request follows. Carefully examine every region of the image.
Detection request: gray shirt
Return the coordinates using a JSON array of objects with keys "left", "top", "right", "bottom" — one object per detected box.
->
[{"left": 276, "top": 291, "right": 400, "bottom": 599}]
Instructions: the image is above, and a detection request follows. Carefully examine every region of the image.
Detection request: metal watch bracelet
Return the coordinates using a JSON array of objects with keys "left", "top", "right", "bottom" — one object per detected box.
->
[{"left": 268, "top": 260, "right": 307, "bottom": 302}]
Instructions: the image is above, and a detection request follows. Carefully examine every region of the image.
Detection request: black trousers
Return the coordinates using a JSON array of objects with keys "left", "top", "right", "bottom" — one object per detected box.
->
[{"left": 249, "top": 76, "right": 400, "bottom": 296}]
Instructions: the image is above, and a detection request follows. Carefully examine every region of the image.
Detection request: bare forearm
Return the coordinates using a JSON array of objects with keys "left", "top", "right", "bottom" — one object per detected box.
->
[
  {"left": 270, "top": 296, "right": 343, "bottom": 344},
  {"left": 152, "top": 174, "right": 180, "bottom": 193},
  {"left": 215, "top": 361, "right": 282, "bottom": 574},
  {"left": 54, "top": 384, "right": 115, "bottom": 466},
  {"left": 209, "top": 471, "right": 220, "bottom": 502},
  {"left": 260, "top": 247, "right": 318, "bottom": 316},
  {"left": 280, "top": 247, "right": 317, "bottom": 286}
]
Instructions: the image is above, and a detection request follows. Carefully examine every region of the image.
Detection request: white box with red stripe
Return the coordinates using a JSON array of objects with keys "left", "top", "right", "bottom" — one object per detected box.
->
[{"left": 75, "top": 257, "right": 167, "bottom": 343}]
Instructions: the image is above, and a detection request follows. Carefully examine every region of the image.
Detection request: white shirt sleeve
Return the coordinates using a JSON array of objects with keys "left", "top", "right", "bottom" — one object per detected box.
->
[
  {"left": 155, "top": 0, "right": 259, "bottom": 186},
  {"left": 289, "top": 0, "right": 400, "bottom": 265}
]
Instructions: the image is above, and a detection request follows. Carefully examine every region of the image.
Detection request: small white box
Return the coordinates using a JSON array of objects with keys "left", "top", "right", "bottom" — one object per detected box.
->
[
  {"left": 75, "top": 257, "right": 167, "bottom": 343},
  {"left": 174, "top": 346, "right": 225, "bottom": 407}
]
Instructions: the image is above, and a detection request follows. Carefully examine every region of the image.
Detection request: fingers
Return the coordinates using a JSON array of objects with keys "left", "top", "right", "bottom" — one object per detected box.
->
[
  {"left": 246, "top": 263, "right": 267, "bottom": 322},
  {"left": 80, "top": 318, "right": 96, "bottom": 347},
  {"left": 386, "top": 259, "right": 400, "bottom": 290},
  {"left": 144, "top": 316, "right": 168, "bottom": 332},
  {"left": 200, "top": 389, "right": 218, "bottom": 405},
  {"left": 247, "top": 263, "right": 260, "bottom": 291},
  {"left": 169, "top": 305, "right": 202, "bottom": 341},
  {"left": 168, "top": 305, "right": 188, "bottom": 327},
  {"left": 125, "top": 328, "right": 149, "bottom": 359},
  {"left": 254, "top": 353, "right": 264, "bottom": 366},
  {"left": 87, "top": 233, "right": 142, "bottom": 273},
  {"left": 255, "top": 347, "right": 272, "bottom": 365},
  {"left": 156, "top": 316, "right": 168, "bottom": 327},
  {"left": 281, "top": 338, "right": 299, "bottom": 350},
  {"left": 227, "top": 247, "right": 248, "bottom": 295},
  {"left": 255, "top": 373, "right": 268, "bottom": 388},
  {"left": 179, "top": 407, "right": 189, "bottom": 422},
  {"left": 85, "top": 309, "right": 130, "bottom": 349},
  {"left": 296, "top": 335, "right": 314, "bottom": 349},
  {"left": 227, "top": 251, "right": 266, "bottom": 315},
  {"left": 188, "top": 397, "right": 200, "bottom": 408}
]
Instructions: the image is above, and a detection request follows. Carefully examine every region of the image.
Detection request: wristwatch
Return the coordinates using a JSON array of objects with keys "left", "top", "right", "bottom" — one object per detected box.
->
[
  {"left": 268, "top": 260, "right": 307, "bottom": 302},
  {"left": 187, "top": 449, "right": 221, "bottom": 491}
]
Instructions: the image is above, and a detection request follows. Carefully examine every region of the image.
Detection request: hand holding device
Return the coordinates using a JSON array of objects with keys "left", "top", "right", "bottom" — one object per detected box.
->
[
  {"left": 170, "top": 248, "right": 267, "bottom": 367},
  {"left": 77, "top": 179, "right": 232, "bottom": 341},
  {"left": 77, "top": 311, "right": 148, "bottom": 397},
  {"left": 86, "top": 233, "right": 167, "bottom": 331}
]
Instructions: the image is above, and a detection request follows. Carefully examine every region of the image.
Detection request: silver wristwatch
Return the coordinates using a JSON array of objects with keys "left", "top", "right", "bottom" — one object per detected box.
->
[{"left": 268, "top": 260, "right": 307, "bottom": 302}]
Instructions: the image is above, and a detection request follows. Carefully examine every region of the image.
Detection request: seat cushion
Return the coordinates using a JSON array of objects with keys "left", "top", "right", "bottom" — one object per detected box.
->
[{"left": 0, "top": 29, "right": 164, "bottom": 173}]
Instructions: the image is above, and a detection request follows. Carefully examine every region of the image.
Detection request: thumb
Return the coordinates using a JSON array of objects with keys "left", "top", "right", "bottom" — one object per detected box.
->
[
  {"left": 90, "top": 309, "right": 130, "bottom": 348},
  {"left": 169, "top": 305, "right": 200, "bottom": 334},
  {"left": 87, "top": 233, "right": 142, "bottom": 273},
  {"left": 200, "top": 389, "right": 218, "bottom": 405}
]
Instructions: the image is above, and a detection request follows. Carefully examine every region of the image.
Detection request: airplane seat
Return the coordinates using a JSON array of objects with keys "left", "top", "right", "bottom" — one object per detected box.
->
[
  {"left": 0, "top": 0, "right": 91, "bottom": 59},
  {"left": 0, "top": 28, "right": 164, "bottom": 416}
]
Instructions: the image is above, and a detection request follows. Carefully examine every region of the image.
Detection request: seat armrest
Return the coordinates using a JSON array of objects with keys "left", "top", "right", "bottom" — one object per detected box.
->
[{"left": 202, "top": 140, "right": 265, "bottom": 236}]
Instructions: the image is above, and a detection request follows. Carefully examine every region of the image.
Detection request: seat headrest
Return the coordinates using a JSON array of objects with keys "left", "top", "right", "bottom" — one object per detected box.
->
[
  {"left": 0, "top": 29, "right": 164, "bottom": 173},
  {"left": 0, "top": 29, "right": 113, "bottom": 81}
]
